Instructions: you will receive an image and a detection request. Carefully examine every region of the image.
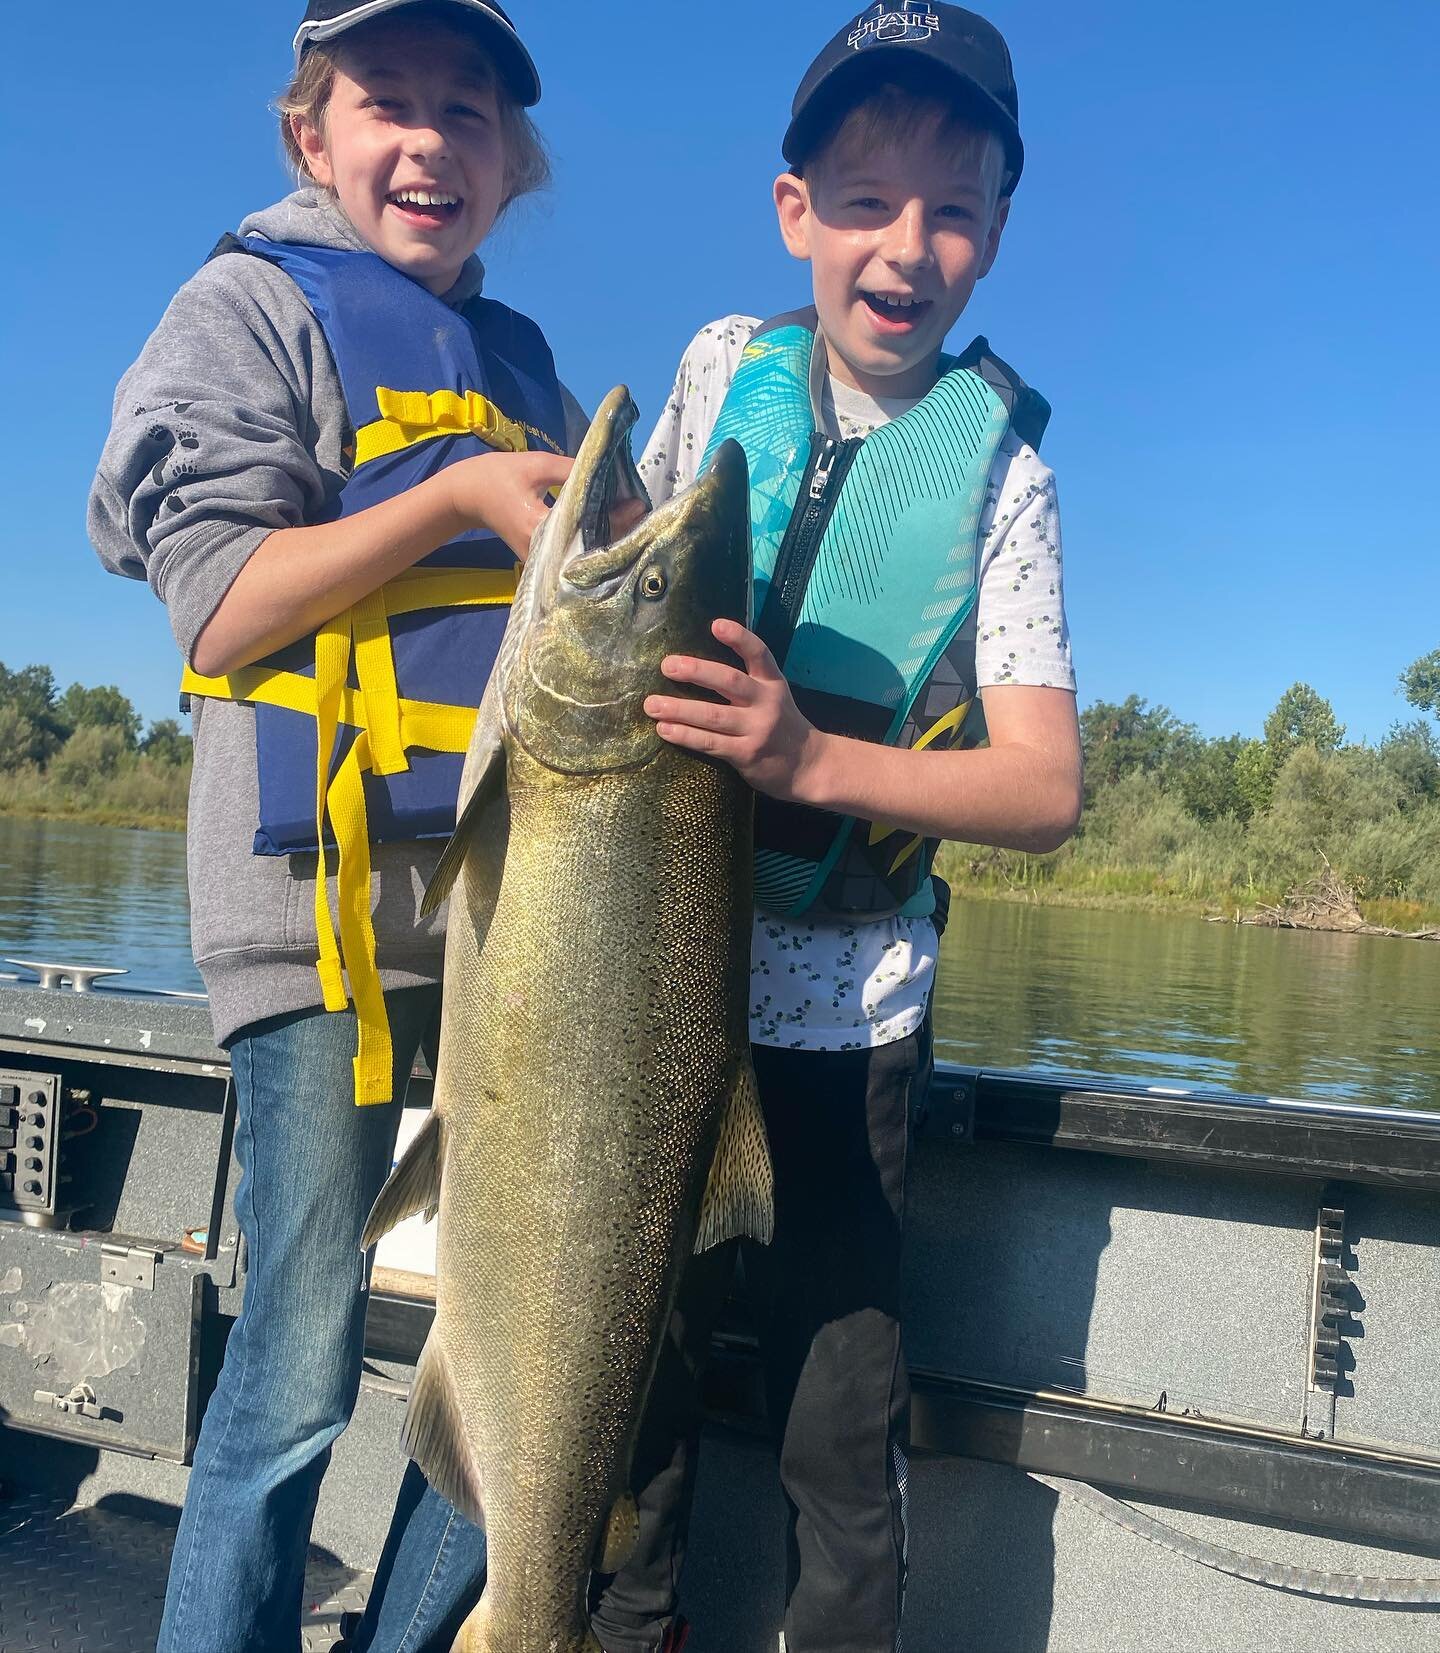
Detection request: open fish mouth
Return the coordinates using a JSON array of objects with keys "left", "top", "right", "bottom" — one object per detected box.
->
[
  {"left": 570, "top": 388, "right": 647, "bottom": 564},
  {"left": 510, "top": 387, "right": 749, "bottom": 779},
  {"left": 563, "top": 434, "right": 748, "bottom": 599}
]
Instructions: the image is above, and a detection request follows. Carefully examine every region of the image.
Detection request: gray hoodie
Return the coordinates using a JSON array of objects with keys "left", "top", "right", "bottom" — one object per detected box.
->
[{"left": 89, "top": 190, "right": 587, "bottom": 1045}]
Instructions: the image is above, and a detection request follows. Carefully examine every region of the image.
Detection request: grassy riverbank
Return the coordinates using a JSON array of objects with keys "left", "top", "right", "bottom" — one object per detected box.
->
[
  {"left": 1, "top": 664, "right": 192, "bottom": 831},
  {"left": 939, "top": 853, "right": 1440, "bottom": 934},
  {"left": 1019, "top": 688, "right": 1440, "bottom": 936},
  {"left": 5, "top": 660, "right": 1440, "bottom": 936},
  {"left": 8, "top": 746, "right": 1440, "bottom": 935},
  {"left": 937, "top": 750, "right": 1440, "bottom": 935},
  {"left": 0, "top": 759, "right": 189, "bottom": 832}
]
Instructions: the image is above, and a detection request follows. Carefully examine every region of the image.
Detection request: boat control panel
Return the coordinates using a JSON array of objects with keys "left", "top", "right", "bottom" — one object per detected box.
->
[{"left": 0, "top": 1069, "right": 60, "bottom": 1220}]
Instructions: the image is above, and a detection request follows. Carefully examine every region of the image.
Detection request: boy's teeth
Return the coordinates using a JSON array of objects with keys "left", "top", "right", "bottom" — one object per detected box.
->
[{"left": 870, "top": 292, "right": 921, "bottom": 312}]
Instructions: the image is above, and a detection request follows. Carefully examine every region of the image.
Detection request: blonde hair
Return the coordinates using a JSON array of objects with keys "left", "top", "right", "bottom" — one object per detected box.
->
[
  {"left": 277, "top": 4, "right": 550, "bottom": 213},
  {"left": 799, "top": 78, "right": 1009, "bottom": 206}
]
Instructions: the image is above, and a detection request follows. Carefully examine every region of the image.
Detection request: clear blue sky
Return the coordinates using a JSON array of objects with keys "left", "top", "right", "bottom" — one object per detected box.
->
[{"left": 3, "top": 1, "right": 1437, "bottom": 742}]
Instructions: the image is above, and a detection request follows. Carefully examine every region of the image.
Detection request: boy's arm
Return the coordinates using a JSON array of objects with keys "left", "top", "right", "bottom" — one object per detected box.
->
[
  {"left": 812, "top": 683, "right": 1081, "bottom": 852},
  {"left": 647, "top": 431, "right": 1081, "bottom": 851},
  {"left": 189, "top": 452, "right": 569, "bottom": 677},
  {"left": 798, "top": 679, "right": 1081, "bottom": 852},
  {"left": 198, "top": 380, "right": 631, "bottom": 676},
  {"left": 646, "top": 621, "right": 1082, "bottom": 852},
  {"left": 91, "top": 258, "right": 571, "bottom": 680}
]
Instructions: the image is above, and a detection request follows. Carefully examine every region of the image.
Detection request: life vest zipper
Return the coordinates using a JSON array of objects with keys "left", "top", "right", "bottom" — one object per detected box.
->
[{"left": 756, "top": 431, "right": 862, "bottom": 665}]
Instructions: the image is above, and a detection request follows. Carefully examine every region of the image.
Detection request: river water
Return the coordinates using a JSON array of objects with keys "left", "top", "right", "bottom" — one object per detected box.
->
[{"left": 2, "top": 816, "right": 1438, "bottom": 1110}]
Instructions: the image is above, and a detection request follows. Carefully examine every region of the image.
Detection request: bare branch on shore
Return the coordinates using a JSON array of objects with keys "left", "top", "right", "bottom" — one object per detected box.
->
[{"left": 1210, "top": 857, "right": 1440, "bottom": 941}]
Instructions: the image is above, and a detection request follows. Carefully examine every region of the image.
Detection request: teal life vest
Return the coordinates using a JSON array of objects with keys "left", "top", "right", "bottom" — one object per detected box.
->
[{"left": 701, "top": 311, "right": 1049, "bottom": 922}]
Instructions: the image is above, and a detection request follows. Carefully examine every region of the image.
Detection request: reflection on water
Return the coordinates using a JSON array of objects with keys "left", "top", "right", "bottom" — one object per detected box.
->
[
  {"left": 2, "top": 818, "right": 1438, "bottom": 1111},
  {"left": 934, "top": 899, "right": 1440, "bottom": 1111},
  {"left": 0, "top": 815, "right": 201, "bottom": 996}
]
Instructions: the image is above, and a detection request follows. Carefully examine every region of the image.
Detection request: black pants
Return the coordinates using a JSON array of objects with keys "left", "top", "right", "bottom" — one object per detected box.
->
[{"left": 592, "top": 1026, "right": 930, "bottom": 1653}]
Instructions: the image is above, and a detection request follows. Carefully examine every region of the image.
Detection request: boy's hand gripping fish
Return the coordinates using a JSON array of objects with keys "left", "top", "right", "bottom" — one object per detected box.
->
[{"left": 363, "top": 389, "right": 772, "bottom": 1653}]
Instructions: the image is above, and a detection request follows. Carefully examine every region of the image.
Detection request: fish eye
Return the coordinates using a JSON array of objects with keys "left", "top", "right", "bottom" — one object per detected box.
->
[{"left": 639, "top": 568, "right": 667, "bottom": 601}]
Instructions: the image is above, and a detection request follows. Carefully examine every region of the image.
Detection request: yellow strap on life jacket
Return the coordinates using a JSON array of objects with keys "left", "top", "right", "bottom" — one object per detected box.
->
[
  {"left": 386, "top": 564, "right": 519, "bottom": 615},
  {"left": 867, "top": 699, "right": 975, "bottom": 874},
  {"left": 352, "top": 590, "right": 406, "bottom": 778},
  {"left": 181, "top": 564, "right": 516, "bottom": 1105},
  {"left": 312, "top": 614, "right": 353, "bottom": 1016},
  {"left": 356, "top": 388, "right": 531, "bottom": 469}
]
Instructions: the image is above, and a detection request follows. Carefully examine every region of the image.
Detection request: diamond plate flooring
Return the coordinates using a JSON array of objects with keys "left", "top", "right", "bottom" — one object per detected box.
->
[{"left": 0, "top": 1490, "right": 369, "bottom": 1652}]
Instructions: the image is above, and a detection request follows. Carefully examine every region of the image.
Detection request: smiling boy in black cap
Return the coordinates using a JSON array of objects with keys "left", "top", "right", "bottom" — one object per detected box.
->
[{"left": 592, "top": 7, "right": 1081, "bottom": 1651}]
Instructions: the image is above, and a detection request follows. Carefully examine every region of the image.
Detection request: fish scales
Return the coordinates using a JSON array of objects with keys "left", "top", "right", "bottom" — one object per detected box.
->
[
  {"left": 442, "top": 747, "right": 749, "bottom": 1648},
  {"left": 364, "top": 389, "right": 771, "bottom": 1653}
]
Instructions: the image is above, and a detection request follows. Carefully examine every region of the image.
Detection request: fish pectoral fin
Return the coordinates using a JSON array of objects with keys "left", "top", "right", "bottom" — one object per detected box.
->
[
  {"left": 595, "top": 1491, "right": 640, "bottom": 1573},
  {"left": 694, "top": 1058, "right": 775, "bottom": 1252},
  {"left": 361, "top": 1111, "right": 443, "bottom": 1249},
  {"left": 402, "top": 1337, "right": 487, "bottom": 1530},
  {"left": 420, "top": 727, "right": 507, "bottom": 919}
]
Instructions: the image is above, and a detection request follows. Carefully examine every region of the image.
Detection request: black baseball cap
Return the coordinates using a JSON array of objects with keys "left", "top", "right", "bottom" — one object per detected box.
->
[
  {"left": 293, "top": 0, "right": 541, "bottom": 107},
  {"left": 783, "top": 3, "right": 1024, "bottom": 193}
]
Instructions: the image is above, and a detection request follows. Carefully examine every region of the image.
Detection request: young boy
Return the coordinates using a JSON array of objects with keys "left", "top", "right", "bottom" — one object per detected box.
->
[
  {"left": 593, "top": 7, "right": 1081, "bottom": 1651},
  {"left": 89, "top": 4, "right": 584, "bottom": 1648}
]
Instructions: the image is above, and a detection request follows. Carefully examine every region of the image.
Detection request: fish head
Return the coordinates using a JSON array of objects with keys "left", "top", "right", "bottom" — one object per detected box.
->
[{"left": 512, "top": 390, "right": 751, "bottom": 776}]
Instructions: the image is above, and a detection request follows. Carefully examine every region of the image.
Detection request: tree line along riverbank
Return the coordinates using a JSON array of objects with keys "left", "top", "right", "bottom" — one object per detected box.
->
[
  {"left": 938, "top": 656, "right": 1440, "bottom": 935},
  {"left": 6, "top": 652, "right": 1440, "bottom": 934},
  {"left": 0, "top": 662, "right": 190, "bottom": 831}
]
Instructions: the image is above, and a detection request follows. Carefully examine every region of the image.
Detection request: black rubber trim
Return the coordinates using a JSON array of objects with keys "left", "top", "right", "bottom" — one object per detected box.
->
[
  {"left": 701, "top": 1336, "right": 1440, "bottom": 1554},
  {"left": 924, "top": 1065, "right": 1440, "bottom": 1190},
  {"left": 365, "top": 1299, "right": 1440, "bottom": 1552},
  {"left": 909, "top": 1373, "right": 1440, "bottom": 1556}
]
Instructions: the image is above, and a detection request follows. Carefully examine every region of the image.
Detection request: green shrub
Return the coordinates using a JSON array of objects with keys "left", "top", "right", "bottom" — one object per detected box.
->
[
  {"left": 0, "top": 705, "right": 42, "bottom": 773},
  {"left": 50, "top": 725, "right": 130, "bottom": 787},
  {"left": 1264, "top": 682, "right": 1346, "bottom": 761},
  {"left": 1380, "top": 720, "right": 1440, "bottom": 806},
  {"left": 1402, "top": 649, "right": 1440, "bottom": 717},
  {"left": 57, "top": 683, "right": 142, "bottom": 750},
  {"left": 141, "top": 718, "right": 194, "bottom": 767}
]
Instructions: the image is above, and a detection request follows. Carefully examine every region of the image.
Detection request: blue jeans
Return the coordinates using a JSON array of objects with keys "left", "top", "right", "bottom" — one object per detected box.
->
[
  {"left": 352, "top": 1460, "right": 488, "bottom": 1652},
  {"left": 157, "top": 986, "right": 487, "bottom": 1653}
]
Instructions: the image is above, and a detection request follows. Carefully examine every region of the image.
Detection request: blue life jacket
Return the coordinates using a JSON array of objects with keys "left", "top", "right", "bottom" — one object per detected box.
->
[
  {"left": 224, "top": 239, "right": 565, "bottom": 856},
  {"left": 182, "top": 239, "right": 566, "bottom": 1104},
  {"left": 702, "top": 311, "right": 1049, "bottom": 922}
]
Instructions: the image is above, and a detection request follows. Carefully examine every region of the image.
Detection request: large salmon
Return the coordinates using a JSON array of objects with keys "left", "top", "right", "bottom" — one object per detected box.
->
[{"left": 363, "top": 389, "right": 772, "bottom": 1653}]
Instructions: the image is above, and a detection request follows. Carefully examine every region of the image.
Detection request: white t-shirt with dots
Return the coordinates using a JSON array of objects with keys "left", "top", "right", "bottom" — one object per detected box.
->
[{"left": 640, "top": 316, "right": 1075, "bottom": 1051}]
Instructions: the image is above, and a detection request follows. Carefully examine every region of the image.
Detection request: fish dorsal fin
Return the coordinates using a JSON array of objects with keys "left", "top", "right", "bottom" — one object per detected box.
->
[
  {"left": 421, "top": 718, "right": 507, "bottom": 920},
  {"left": 595, "top": 1491, "right": 640, "bottom": 1573},
  {"left": 695, "top": 1058, "right": 775, "bottom": 1252},
  {"left": 403, "top": 1337, "right": 487, "bottom": 1529},
  {"left": 361, "top": 1110, "right": 443, "bottom": 1250}
]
